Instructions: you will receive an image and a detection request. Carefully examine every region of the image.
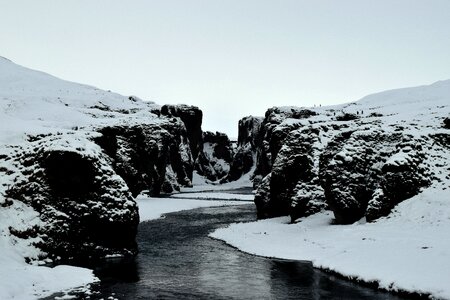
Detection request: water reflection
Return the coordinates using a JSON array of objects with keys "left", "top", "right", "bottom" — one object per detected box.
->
[{"left": 49, "top": 205, "right": 408, "bottom": 300}]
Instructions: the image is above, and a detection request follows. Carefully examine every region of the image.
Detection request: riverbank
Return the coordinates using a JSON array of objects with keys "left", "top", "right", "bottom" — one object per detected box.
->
[
  {"left": 137, "top": 193, "right": 253, "bottom": 222},
  {"left": 0, "top": 191, "right": 251, "bottom": 300},
  {"left": 211, "top": 187, "right": 450, "bottom": 299}
]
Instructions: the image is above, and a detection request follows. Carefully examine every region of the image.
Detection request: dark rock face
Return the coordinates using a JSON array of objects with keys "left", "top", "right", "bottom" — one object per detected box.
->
[
  {"left": 253, "top": 107, "right": 325, "bottom": 219},
  {"left": 254, "top": 107, "right": 317, "bottom": 181},
  {"left": 95, "top": 120, "right": 193, "bottom": 196},
  {"left": 256, "top": 126, "right": 327, "bottom": 221},
  {"left": 254, "top": 174, "right": 272, "bottom": 219},
  {"left": 321, "top": 131, "right": 429, "bottom": 224},
  {"left": 444, "top": 117, "right": 450, "bottom": 129},
  {"left": 336, "top": 112, "right": 359, "bottom": 121},
  {"left": 161, "top": 104, "right": 203, "bottom": 160},
  {"left": 252, "top": 106, "right": 432, "bottom": 224},
  {"left": 6, "top": 139, "right": 139, "bottom": 262},
  {"left": 225, "top": 116, "right": 263, "bottom": 182},
  {"left": 366, "top": 143, "right": 430, "bottom": 221},
  {"left": 195, "top": 131, "right": 234, "bottom": 181},
  {"left": 4, "top": 105, "right": 200, "bottom": 262}
]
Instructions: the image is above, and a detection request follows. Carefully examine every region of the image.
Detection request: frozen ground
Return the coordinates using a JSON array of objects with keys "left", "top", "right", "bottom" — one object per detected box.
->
[
  {"left": 137, "top": 194, "right": 252, "bottom": 222},
  {"left": 180, "top": 170, "right": 254, "bottom": 193},
  {"left": 169, "top": 192, "right": 254, "bottom": 201},
  {"left": 211, "top": 187, "right": 450, "bottom": 299},
  {"left": 0, "top": 201, "right": 98, "bottom": 300}
]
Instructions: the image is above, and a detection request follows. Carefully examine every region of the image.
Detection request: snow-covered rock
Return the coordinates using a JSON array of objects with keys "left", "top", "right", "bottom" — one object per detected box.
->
[
  {"left": 212, "top": 80, "right": 450, "bottom": 299},
  {"left": 0, "top": 56, "right": 201, "bottom": 293},
  {"left": 225, "top": 116, "right": 263, "bottom": 182},
  {"left": 160, "top": 104, "right": 203, "bottom": 161},
  {"left": 251, "top": 80, "right": 450, "bottom": 224},
  {"left": 195, "top": 131, "right": 234, "bottom": 181}
]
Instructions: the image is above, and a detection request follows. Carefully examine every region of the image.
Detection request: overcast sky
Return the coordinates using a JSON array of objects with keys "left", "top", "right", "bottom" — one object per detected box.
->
[{"left": 1, "top": 0, "right": 449, "bottom": 136}]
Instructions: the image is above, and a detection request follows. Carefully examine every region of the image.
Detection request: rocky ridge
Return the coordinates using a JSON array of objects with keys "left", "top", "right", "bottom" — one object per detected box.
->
[{"left": 252, "top": 81, "right": 450, "bottom": 224}]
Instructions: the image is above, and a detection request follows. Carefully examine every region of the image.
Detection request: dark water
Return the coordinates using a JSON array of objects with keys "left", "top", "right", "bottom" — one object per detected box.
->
[{"left": 76, "top": 204, "right": 407, "bottom": 300}]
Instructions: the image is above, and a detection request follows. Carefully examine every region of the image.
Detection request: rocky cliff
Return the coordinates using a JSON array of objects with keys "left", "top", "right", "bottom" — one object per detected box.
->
[
  {"left": 195, "top": 131, "right": 234, "bottom": 181},
  {"left": 252, "top": 81, "right": 450, "bottom": 224},
  {"left": 224, "top": 116, "right": 263, "bottom": 183},
  {"left": 0, "top": 58, "right": 201, "bottom": 263}
]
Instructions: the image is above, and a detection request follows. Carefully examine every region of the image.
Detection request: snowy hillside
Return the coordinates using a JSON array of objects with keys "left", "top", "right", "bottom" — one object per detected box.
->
[
  {"left": 0, "top": 57, "right": 198, "bottom": 299},
  {"left": 212, "top": 80, "right": 450, "bottom": 298},
  {"left": 0, "top": 56, "right": 163, "bottom": 145}
]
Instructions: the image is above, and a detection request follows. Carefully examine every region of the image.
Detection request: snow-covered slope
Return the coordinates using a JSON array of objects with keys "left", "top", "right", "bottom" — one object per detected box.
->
[
  {"left": 0, "top": 57, "right": 194, "bottom": 299},
  {"left": 213, "top": 80, "right": 450, "bottom": 298},
  {"left": 0, "top": 56, "right": 163, "bottom": 145}
]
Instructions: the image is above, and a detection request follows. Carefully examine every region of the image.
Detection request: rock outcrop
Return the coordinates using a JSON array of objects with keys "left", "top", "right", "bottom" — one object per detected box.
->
[
  {"left": 251, "top": 101, "right": 441, "bottom": 224},
  {"left": 320, "top": 130, "right": 430, "bottom": 223},
  {"left": 254, "top": 107, "right": 318, "bottom": 182},
  {"left": 4, "top": 134, "right": 139, "bottom": 262},
  {"left": 95, "top": 119, "right": 193, "bottom": 196},
  {"left": 224, "top": 116, "right": 263, "bottom": 182},
  {"left": 195, "top": 131, "right": 234, "bottom": 181},
  {"left": 0, "top": 57, "right": 207, "bottom": 263},
  {"left": 3, "top": 108, "right": 200, "bottom": 262},
  {"left": 160, "top": 104, "right": 203, "bottom": 161},
  {"left": 444, "top": 117, "right": 450, "bottom": 129}
]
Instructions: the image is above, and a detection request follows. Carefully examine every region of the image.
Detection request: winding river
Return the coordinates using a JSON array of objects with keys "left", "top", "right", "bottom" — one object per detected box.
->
[{"left": 72, "top": 200, "right": 408, "bottom": 300}]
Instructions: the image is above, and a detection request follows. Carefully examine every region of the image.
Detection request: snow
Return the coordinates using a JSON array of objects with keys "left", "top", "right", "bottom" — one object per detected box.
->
[
  {"left": 0, "top": 200, "right": 98, "bottom": 300},
  {"left": 0, "top": 57, "right": 161, "bottom": 147},
  {"left": 211, "top": 188, "right": 450, "bottom": 298},
  {"left": 0, "top": 57, "right": 162, "bottom": 299},
  {"left": 169, "top": 192, "right": 254, "bottom": 201},
  {"left": 210, "top": 80, "right": 450, "bottom": 298},
  {"left": 182, "top": 169, "right": 254, "bottom": 192},
  {"left": 136, "top": 195, "right": 251, "bottom": 222},
  {"left": 1, "top": 57, "right": 450, "bottom": 299}
]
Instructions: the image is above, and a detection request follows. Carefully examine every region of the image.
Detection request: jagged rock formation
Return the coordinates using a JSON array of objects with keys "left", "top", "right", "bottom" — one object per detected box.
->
[
  {"left": 254, "top": 107, "right": 318, "bottom": 183},
  {"left": 251, "top": 80, "right": 450, "bottom": 223},
  {"left": 224, "top": 116, "right": 263, "bottom": 182},
  {"left": 4, "top": 134, "right": 139, "bottom": 262},
  {"left": 95, "top": 120, "right": 193, "bottom": 197},
  {"left": 2, "top": 109, "right": 199, "bottom": 262},
  {"left": 320, "top": 130, "right": 430, "bottom": 223},
  {"left": 0, "top": 58, "right": 202, "bottom": 263},
  {"left": 160, "top": 104, "right": 203, "bottom": 161},
  {"left": 195, "top": 131, "right": 234, "bottom": 181}
]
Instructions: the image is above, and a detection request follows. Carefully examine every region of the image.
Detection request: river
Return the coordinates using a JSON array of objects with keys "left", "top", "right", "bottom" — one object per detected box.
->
[{"left": 68, "top": 202, "right": 408, "bottom": 300}]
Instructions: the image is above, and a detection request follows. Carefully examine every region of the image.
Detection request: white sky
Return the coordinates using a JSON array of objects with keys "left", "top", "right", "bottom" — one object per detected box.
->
[{"left": 1, "top": 0, "right": 449, "bottom": 136}]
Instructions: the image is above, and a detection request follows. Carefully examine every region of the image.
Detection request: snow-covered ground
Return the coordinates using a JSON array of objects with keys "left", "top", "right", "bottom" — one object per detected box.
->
[
  {"left": 169, "top": 192, "right": 254, "bottom": 201},
  {"left": 211, "top": 188, "right": 450, "bottom": 298},
  {"left": 137, "top": 194, "right": 252, "bottom": 222},
  {"left": 180, "top": 170, "right": 254, "bottom": 193},
  {"left": 0, "top": 200, "right": 98, "bottom": 300}
]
